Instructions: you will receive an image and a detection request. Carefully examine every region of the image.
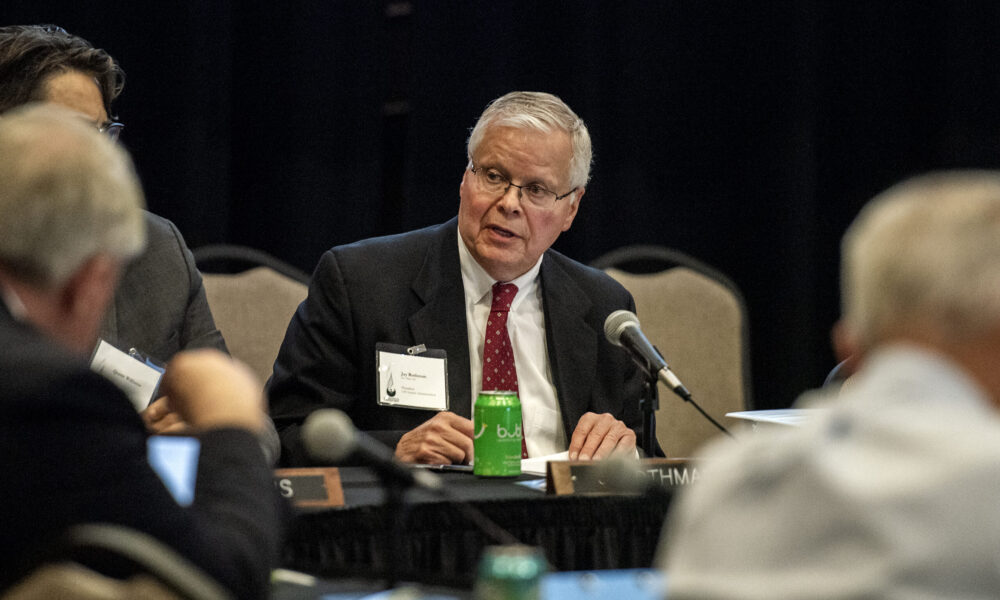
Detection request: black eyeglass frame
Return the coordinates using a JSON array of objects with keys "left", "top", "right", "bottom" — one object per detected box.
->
[{"left": 469, "top": 165, "right": 577, "bottom": 208}]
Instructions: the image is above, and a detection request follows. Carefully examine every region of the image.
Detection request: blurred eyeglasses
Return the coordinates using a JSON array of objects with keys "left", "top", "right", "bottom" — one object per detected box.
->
[{"left": 97, "top": 120, "right": 124, "bottom": 141}]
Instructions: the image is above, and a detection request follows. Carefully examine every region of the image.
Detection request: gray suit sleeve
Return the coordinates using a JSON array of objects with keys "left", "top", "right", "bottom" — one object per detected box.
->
[
  {"left": 101, "top": 212, "right": 227, "bottom": 362},
  {"left": 161, "top": 217, "right": 228, "bottom": 354}
]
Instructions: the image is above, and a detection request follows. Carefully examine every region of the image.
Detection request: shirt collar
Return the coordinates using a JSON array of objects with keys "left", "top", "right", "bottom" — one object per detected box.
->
[
  {"left": 853, "top": 343, "right": 994, "bottom": 414},
  {"left": 0, "top": 281, "right": 28, "bottom": 321},
  {"left": 457, "top": 234, "right": 542, "bottom": 309}
]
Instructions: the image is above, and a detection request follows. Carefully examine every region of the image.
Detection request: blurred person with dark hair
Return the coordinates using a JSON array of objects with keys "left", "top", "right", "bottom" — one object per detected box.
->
[
  {"left": 0, "top": 24, "right": 123, "bottom": 117},
  {"left": 658, "top": 171, "right": 1000, "bottom": 598},
  {"left": 0, "top": 103, "right": 283, "bottom": 599},
  {"left": 0, "top": 24, "right": 223, "bottom": 362},
  {"left": 0, "top": 25, "right": 280, "bottom": 461}
]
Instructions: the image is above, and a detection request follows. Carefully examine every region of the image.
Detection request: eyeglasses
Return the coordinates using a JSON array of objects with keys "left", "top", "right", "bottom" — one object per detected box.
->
[
  {"left": 97, "top": 120, "right": 124, "bottom": 142},
  {"left": 470, "top": 165, "right": 576, "bottom": 209}
]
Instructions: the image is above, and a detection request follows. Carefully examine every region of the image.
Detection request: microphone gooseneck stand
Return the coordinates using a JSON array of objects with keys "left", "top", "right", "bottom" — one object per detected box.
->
[
  {"left": 637, "top": 352, "right": 734, "bottom": 455},
  {"left": 605, "top": 310, "right": 734, "bottom": 449},
  {"left": 640, "top": 372, "right": 660, "bottom": 457},
  {"left": 304, "top": 408, "right": 533, "bottom": 589},
  {"left": 372, "top": 464, "right": 526, "bottom": 590}
]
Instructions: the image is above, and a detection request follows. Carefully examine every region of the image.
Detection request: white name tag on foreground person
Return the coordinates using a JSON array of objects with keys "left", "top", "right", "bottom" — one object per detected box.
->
[{"left": 90, "top": 340, "right": 163, "bottom": 411}]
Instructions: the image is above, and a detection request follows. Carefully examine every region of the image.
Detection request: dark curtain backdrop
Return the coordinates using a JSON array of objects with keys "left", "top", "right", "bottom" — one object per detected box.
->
[{"left": 6, "top": 1, "right": 1000, "bottom": 410}]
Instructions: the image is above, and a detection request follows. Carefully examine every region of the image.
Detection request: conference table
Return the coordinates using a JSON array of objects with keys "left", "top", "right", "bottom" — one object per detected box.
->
[{"left": 279, "top": 466, "right": 674, "bottom": 588}]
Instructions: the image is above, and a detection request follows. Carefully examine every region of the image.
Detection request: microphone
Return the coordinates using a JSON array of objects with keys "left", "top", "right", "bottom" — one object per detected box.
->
[
  {"left": 302, "top": 408, "right": 442, "bottom": 491},
  {"left": 604, "top": 309, "right": 692, "bottom": 401},
  {"left": 303, "top": 409, "right": 523, "bottom": 547}
]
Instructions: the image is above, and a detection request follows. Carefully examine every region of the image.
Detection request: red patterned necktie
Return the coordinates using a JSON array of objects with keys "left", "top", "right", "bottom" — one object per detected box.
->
[{"left": 482, "top": 282, "right": 528, "bottom": 458}]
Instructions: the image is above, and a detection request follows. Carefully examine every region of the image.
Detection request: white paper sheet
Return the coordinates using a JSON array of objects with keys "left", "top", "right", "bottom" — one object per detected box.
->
[
  {"left": 521, "top": 450, "right": 569, "bottom": 476},
  {"left": 725, "top": 408, "right": 825, "bottom": 427}
]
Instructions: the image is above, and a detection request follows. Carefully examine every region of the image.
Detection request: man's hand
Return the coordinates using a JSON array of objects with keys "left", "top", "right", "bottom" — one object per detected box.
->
[
  {"left": 395, "top": 411, "right": 474, "bottom": 465},
  {"left": 568, "top": 412, "right": 636, "bottom": 461},
  {"left": 157, "top": 349, "right": 265, "bottom": 433},
  {"left": 142, "top": 396, "right": 188, "bottom": 434}
]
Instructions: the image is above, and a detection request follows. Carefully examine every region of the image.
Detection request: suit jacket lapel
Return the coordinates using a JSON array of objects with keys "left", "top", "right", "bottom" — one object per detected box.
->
[
  {"left": 541, "top": 255, "right": 597, "bottom": 438},
  {"left": 407, "top": 220, "right": 473, "bottom": 418}
]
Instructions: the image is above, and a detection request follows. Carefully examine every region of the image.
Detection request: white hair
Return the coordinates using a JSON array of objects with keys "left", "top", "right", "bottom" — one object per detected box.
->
[
  {"left": 466, "top": 91, "right": 592, "bottom": 191},
  {"left": 842, "top": 170, "right": 1000, "bottom": 348},
  {"left": 0, "top": 103, "right": 145, "bottom": 288}
]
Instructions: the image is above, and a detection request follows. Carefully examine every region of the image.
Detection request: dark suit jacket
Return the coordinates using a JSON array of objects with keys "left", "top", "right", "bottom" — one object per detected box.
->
[
  {"left": 268, "top": 218, "right": 646, "bottom": 465},
  {"left": 99, "top": 211, "right": 226, "bottom": 362},
  {"left": 0, "top": 305, "right": 283, "bottom": 599}
]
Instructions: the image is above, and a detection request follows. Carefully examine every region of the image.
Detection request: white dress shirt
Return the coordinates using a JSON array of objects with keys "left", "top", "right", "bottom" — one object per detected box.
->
[
  {"left": 458, "top": 236, "right": 567, "bottom": 457},
  {"left": 658, "top": 344, "right": 1000, "bottom": 599}
]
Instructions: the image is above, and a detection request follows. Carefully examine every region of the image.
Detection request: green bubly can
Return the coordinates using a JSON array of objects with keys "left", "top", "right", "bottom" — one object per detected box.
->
[{"left": 473, "top": 390, "right": 522, "bottom": 476}]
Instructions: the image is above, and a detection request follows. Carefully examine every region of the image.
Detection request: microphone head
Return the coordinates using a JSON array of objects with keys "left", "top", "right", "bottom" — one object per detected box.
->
[
  {"left": 302, "top": 409, "right": 445, "bottom": 491},
  {"left": 302, "top": 409, "right": 357, "bottom": 464},
  {"left": 604, "top": 309, "right": 640, "bottom": 346}
]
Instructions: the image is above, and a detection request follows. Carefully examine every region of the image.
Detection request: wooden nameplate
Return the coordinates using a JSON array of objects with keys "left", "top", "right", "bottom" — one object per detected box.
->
[
  {"left": 546, "top": 458, "right": 699, "bottom": 496},
  {"left": 273, "top": 468, "right": 345, "bottom": 507}
]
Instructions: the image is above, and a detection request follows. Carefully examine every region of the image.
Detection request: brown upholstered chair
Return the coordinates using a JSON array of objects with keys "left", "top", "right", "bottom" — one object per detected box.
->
[
  {"left": 194, "top": 245, "right": 309, "bottom": 384},
  {"left": 592, "top": 245, "right": 752, "bottom": 458}
]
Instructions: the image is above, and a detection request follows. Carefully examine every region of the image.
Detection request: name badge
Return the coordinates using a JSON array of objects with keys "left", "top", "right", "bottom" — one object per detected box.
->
[
  {"left": 376, "top": 343, "right": 448, "bottom": 411},
  {"left": 90, "top": 339, "right": 163, "bottom": 411}
]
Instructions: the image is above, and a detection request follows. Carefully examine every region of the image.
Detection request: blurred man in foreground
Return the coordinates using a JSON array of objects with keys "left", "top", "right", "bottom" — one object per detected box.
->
[
  {"left": 658, "top": 171, "right": 1000, "bottom": 598},
  {"left": 269, "top": 91, "right": 644, "bottom": 465},
  {"left": 0, "top": 104, "right": 283, "bottom": 599}
]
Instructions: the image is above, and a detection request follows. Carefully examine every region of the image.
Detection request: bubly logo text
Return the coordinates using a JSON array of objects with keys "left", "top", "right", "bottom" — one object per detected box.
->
[{"left": 497, "top": 424, "right": 522, "bottom": 439}]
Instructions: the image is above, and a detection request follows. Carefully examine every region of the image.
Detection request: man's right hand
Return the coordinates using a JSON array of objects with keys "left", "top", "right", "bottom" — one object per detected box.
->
[
  {"left": 158, "top": 349, "right": 266, "bottom": 434},
  {"left": 395, "top": 411, "right": 474, "bottom": 465}
]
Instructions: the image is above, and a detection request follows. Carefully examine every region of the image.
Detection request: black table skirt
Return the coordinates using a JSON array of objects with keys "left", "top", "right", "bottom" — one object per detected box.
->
[{"left": 281, "top": 468, "right": 672, "bottom": 587}]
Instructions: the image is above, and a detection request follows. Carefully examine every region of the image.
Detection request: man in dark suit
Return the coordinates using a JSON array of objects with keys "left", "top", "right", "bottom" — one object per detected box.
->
[
  {"left": 269, "top": 91, "right": 645, "bottom": 466},
  {"left": 0, "top": 25, "right": 228, "bottom": 434},
  {"left": 0, "top": 104, "right": 283, "bottom": 599}
]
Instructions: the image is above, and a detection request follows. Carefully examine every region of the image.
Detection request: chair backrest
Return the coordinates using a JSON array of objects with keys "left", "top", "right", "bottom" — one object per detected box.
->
[
  {"left": 3, "top": 524, "right": 231, "bottom": 600},
  {"left": 4, "top": 564, "right": 180, "bottom": 600},
  {"left": 193, "top": 244, "right": 311, "bottom": 283},
  {"left": 195, "top": 246, "right": 309, "bottom": 383},
  {"left": 592, "top": 245, "right": 751, "bottom": 458}
]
